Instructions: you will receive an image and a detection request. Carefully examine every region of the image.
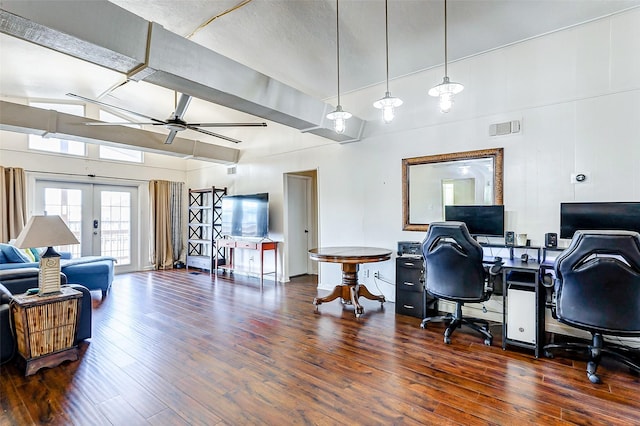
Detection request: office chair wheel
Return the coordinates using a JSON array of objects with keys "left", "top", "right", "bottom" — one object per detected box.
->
[
  {"left": 484, "top": 338, "right": 492, "bottom": 346},
  {"left": 544, "top": 350, "right": 554, "bottom": 359},
  {"left": 587, "top": 361, "right": 601, "bottom": 384}
]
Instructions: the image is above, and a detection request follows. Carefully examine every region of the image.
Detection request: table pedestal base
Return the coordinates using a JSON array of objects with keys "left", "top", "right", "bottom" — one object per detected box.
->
[{"left": 313, "top": 263, "right": 385, "bottom": 317}]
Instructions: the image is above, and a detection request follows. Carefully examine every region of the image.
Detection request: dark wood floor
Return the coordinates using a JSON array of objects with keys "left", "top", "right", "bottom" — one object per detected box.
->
[{"left": 1, "top": 270, "right": 639, "bottom": 425}]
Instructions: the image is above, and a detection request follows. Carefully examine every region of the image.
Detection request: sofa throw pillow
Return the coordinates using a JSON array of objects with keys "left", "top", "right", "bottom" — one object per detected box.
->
[
  {"left": 30, "top": 248, "right": 41, "bottom": 261},
  {"left": 0, "top": 243, "right": 31, "bottom": 263},
  {"left": 22, "top": 248, "right": 36, "bottom": 262}
]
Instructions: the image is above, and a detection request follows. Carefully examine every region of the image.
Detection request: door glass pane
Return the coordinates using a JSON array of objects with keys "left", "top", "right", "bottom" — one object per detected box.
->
[
  {"left": 101, "top": 191, "right": 131, "bottom": 265},
  {"left": 43, "top": 188, "right": 82, "bottom": 257}
]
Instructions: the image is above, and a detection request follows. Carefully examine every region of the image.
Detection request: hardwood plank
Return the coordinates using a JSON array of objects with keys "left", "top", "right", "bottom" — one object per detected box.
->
[
  {"left": 0, "top": 364, "right": 33, "bottom": 425},
  {"left": 98, "top": 395, "right": 147, "bottom": 425},
  {"left": 147, "top": 408, "right": 192, "bottom": 425},
  {"left": 1, "top": 270, "right": 639, "bottom": 425}
]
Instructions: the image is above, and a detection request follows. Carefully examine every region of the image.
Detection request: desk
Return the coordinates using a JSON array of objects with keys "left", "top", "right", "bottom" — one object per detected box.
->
[
  {"left": 309, "top": 247, "right": 391, "bottom": 318},
  {"left": 500, "top": 259, "right": 545, "bottom": 357},
  {"left": 215, "top": 239, "right": 278, "bottom": 288}
]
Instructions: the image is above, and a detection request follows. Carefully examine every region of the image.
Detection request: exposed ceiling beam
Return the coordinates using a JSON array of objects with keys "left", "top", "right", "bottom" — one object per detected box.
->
[
  {"left": 0, "top": 101, "right": 240, "bottom": 164},
  {"left": 0, "top": 1, "right": 365, "bottom": 142}
]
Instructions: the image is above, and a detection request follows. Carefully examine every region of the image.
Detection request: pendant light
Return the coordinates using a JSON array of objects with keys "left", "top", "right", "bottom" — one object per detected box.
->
[
  {"left": 326, "top": 0, "right": 351, "bottom": 134},
  {"left": 428, "top": 0, "right": 463, "bottom": 113},
  {"left": 373, "top": 0, "right": 402, "bottom": 123}
]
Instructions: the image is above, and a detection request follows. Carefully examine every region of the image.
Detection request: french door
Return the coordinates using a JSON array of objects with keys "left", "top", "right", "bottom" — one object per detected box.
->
[{"left": 34, "top": 181, "right": 138, "bottom": 273}]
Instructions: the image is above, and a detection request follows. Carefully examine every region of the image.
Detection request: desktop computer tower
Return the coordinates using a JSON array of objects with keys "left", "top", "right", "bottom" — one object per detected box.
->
[{"left": 506, "top": 287, "right": 536, "bottom": 344}]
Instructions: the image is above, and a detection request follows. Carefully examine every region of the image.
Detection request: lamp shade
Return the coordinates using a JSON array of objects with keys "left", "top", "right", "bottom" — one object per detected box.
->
[{"left": 14, "top": 215, "right": 79, "bottom": 249}]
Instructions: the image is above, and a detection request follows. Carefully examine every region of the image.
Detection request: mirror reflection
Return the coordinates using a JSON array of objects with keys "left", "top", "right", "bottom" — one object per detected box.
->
[{"left": 402, "top": 148, "right": 503, "bottom": 231}]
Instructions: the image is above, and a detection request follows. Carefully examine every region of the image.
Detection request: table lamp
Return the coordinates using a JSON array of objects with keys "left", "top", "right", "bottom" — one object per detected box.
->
[{"left": 13, "top": 215, "right": 80, "bottom": 296}]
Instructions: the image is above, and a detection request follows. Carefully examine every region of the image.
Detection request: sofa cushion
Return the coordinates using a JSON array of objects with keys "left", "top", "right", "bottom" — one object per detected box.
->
[{"left": 0, "top": 243, "right": 31, "bottom": 263}]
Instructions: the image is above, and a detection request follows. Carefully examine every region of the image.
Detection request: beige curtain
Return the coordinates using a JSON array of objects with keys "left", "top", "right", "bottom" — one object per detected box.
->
[
  {"left": 0, "top": 166, "right": 27, "bottom": 243},
  {"left": 149, "top": 180, "right": 174, "bottom": 269}
]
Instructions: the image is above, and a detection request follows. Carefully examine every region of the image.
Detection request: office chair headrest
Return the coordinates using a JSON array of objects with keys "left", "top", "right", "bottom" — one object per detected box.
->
[
  {"left": 555, "top": 230, "right": 640, "bottom": 281},
  {"left": 422, "top": 221, "right": 483, "bottom": 259}
]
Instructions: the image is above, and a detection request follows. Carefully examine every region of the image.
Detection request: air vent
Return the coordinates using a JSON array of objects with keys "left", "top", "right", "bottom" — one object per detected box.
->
[
  {"left": 227, "top": 165, "right": 237, "bottom": 175},
  {"left": 490, "top": 120, "right": 521, "bottom": 136}
]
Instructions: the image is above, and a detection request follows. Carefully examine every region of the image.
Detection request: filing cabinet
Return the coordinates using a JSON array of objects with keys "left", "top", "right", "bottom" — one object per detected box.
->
[{"left": 395, "top": 256, "right": 430, "bottom": 318}]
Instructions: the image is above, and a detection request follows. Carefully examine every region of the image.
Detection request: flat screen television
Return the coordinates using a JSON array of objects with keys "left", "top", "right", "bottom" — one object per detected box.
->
[
  {"left": 444, "top": 205, "right": 505, "bottom": 237},
  {"left": 221, "top": 193, "right": 269, "bottom": 238},
  {"left": 560, "top": 202, "right": 640, "bottom": 239}
]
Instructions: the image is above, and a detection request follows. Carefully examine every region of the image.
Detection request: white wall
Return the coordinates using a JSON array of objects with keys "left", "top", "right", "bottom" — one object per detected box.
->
[{"left": 187, "top": 9, "right": 640, "bottom": 301}]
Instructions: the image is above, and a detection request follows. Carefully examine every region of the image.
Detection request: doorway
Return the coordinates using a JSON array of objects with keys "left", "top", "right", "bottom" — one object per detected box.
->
[
  {"left": 34, "top": 180, "right": 138, "bottom": 273},
  {"left": 284, "top": 170, "right": 318, "bottom": 280}
]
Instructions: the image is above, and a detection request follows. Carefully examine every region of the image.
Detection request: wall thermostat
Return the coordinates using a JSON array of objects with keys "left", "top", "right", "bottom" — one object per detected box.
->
[{"left": 571, "top": 173, "right": 588, "bottom": 183}]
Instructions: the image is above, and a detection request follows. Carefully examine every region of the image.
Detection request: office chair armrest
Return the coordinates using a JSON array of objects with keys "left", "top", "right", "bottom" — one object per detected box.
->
[
  {"left": 541, "top": 273, "right": 557, "bottom": 318},
  {"left": 483, "top": 259, "right": 503, "bottom": 296}
]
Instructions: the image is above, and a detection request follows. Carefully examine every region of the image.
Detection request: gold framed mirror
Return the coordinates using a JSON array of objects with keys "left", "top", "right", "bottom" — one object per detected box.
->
[{"left": 402, "top": 148, "right": 504, "bottom": 231}]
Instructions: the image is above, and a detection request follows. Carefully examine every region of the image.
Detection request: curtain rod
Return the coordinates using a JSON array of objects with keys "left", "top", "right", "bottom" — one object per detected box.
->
[{"left": 24, "top": 169, "right": 181, "bottom": 184}]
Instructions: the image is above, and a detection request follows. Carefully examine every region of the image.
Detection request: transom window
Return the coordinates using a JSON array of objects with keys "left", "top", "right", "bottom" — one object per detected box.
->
[
  {"left": 98, "top": 110, "right": 143, "bottom": 163},
  {"left": 28, "top": 102, "right": 86, "bottom": 156}
]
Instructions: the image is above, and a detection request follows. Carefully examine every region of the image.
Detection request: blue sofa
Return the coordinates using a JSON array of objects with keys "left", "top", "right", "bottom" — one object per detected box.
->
[{"left": 0, "top": 243, "right": 115, "bottom": 296}]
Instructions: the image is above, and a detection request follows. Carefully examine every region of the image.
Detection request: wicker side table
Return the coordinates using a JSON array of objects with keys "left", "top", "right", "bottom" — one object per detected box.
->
[{"left": 10, "top": 287, "right": 82, "bottom": 376}]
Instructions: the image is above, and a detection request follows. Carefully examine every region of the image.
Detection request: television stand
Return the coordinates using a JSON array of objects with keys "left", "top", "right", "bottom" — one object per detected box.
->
[{"left": 214, "top": 239, "right": 278, "bottom": 288}]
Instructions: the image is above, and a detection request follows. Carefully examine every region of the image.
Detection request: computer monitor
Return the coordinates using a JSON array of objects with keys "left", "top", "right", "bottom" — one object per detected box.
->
[
  {"left": 560, "top": 202, "right": 640, "bottom": 239},
  {"left": 444, "top": 205, "right": 505, "bottom": 237}
]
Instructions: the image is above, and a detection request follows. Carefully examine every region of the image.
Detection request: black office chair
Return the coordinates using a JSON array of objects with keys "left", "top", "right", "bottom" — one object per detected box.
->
[
  {"left": 420, "top": 222, "right": 500, "bottom": 345},
  {"left": 543, "top": 230, "right": 640, "bottom": 384}
]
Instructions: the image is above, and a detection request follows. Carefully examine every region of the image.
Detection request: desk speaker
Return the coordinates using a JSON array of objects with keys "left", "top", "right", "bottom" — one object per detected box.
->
[
  {"left": 505, "top": 231, "right": 515, "bottom": 246},
  {"left": 545, "top": 233, "right": 558, "bottom": 248}
]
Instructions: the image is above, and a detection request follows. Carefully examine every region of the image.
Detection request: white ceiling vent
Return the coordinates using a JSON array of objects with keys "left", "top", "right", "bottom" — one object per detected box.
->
[
  {"left": 227, "top": 165, "right": 237, "bottom": 175},
  {"left": 490, "top": 120, "right": 521, "bottom": 136}
]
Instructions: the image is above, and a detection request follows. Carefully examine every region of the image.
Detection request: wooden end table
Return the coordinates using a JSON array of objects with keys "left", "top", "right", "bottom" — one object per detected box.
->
[{"left": 10, "top": 287, "right": 82, "bottom": 376}]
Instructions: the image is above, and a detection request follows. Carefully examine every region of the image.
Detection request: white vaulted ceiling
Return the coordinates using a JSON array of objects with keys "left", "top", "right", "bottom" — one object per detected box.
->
[{"left": 1, "top": 0, "right": 639, "bottom": 159}]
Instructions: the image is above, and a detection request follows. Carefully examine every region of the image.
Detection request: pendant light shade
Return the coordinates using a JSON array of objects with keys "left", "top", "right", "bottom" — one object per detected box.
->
[
  {"left": 429, "top": 0, "right": 463, "bottom": 113},
  {"left": 373, "top": 0, "right": 402, "bottom": 123},
  {"left": 327, "top": 0, "right": 351, "bottom": 134},
  {"left": 428, "top": 76, "right": 464, "bottom": 113},
  {"left": 326, "top": 105, "right": 352, "bottom": 134}
]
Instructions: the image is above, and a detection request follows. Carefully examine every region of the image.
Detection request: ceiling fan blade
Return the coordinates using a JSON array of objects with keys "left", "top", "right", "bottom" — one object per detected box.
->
[
  {"left": 173, "top": 93, "right": 192, "bottom": 119},
  {"left": 189, "top": 122, "right": 268, "bottom": 128},
  {"left": 66, "top": 93, "right": 166, "bottom": 125},
  {"left": 84, "top": 122, "right": 162, "bottom": 126},
  {"left": 164, "top": 129, "right": 179, "bottom": 145},
  {"left": 187, "top": 125, "right": 242, "bottom": 144}
]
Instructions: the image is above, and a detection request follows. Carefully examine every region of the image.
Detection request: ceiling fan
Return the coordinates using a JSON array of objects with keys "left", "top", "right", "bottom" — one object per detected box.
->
[{"left": 67, "top": 92, "right": 267, "bottom": 144}]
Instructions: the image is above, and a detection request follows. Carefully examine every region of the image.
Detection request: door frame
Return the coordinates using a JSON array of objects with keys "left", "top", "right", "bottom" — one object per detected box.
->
[{"left": 283, "top": 170, "right": 318, "bottom": 282}]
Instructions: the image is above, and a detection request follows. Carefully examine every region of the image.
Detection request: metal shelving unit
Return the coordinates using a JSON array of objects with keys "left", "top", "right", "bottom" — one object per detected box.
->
[{"left": 186, "top": 186, "right": 227, "bottom": 273}]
